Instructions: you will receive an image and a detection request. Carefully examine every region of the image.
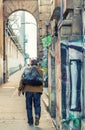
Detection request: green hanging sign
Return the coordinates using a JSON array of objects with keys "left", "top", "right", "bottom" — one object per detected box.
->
[{"left": 42, "top": 35, "right": 52, "bottom": 48}]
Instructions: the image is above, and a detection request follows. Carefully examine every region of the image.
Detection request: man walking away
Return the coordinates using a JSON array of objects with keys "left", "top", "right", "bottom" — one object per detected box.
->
[{"left": 18, "top": 59, "right": 43, "bottom": 126}]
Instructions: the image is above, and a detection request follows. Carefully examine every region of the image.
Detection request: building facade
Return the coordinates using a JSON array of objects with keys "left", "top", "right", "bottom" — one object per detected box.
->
[{"left": 48, "top": 0, "right": 85, "bottom": 129}]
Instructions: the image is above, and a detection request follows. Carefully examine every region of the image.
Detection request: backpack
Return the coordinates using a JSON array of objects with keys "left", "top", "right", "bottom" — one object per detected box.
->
[{"left": 22, "top": 67, "right": 43, "bottom": 86}]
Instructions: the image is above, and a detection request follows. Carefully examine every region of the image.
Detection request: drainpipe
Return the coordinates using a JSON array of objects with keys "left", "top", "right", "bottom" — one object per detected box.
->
[
  {"left": 45, "top": 22, "right": 51, "bottom": 112},
  {"left": 4, "top": 20, "right": 10, "bottom": 83},
  {"left": 82, "top": 0, "right": 85, "bottom": 117},
  {"left": 60, "top": 0, "right": 63, "bottom": 21},
  {"left": 3, "top": 21, "right": 7, "bottom": 83}
]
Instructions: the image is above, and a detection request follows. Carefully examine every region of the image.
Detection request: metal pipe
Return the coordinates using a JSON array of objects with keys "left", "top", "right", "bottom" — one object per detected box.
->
[{"left": 60, "top": 0, "right": 63, "bottom": 21}]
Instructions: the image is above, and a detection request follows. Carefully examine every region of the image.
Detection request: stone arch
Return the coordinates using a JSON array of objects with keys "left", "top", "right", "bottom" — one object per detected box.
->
[
  {"left": 2, "top": 0, "right": 39, "bottom": 83},
  {"left": 3, "top": 0, "right": 39, "bottom": 22},
  {"left": 6, "top": 9, "right": 37, "bottom": 23},
  {"left": 3, "top": 0, "right": 39, "bottom": 56}
]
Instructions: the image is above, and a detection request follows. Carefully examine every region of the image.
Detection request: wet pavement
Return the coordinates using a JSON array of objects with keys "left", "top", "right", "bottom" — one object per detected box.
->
[{"left": 0, "top": 69, "right": 56, "bottom": 130}]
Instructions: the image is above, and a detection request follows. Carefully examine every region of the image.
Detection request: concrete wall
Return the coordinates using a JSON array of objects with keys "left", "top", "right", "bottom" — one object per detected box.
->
[
  {"left": 50, "top": 0, "right": 84, "bottom": 129},
  {"left": 5, "top": 33, "right": 24, "bottom": 76},
  {"left": 59, "top": 0, "right": 83, "bottom": 129}
]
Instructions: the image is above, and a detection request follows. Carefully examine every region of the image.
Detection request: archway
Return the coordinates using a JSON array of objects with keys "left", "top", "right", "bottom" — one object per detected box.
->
[
  {"left": 2, "top": 0, "right": 39, "bottom": 83},
  {"left": 3, "top": 0, "right": 38, "bottom": 20},
  {"left": 5, "top": 10, "right": 37, "bottom": 80}
]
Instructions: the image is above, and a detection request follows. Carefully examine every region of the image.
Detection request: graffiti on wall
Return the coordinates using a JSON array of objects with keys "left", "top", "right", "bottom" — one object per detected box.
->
[
  {"left": 68, "top": 39, "right": 83, "bottom": 112},
  {"left": 61, "top": 43, "right": 68, "bottom": 119},
  {"left": 61, "top": 39, "right": 83, "bottom": 117}
]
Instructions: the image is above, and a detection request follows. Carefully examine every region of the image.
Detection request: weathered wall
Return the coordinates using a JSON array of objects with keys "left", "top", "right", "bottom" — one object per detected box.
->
[
  {"left": 50, "top": 0, "right": 84, "bottom": 129},
  {"left": 57, "top": 0, "right": 83, "bottom": 129},
  {"left": 38, "top": 0, "right": 51, "bottom": 58}
]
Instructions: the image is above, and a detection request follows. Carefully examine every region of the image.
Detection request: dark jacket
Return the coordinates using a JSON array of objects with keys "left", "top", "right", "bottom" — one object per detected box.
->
[{"left": 18, "top": 65, "right": 43, "bottom": 93}]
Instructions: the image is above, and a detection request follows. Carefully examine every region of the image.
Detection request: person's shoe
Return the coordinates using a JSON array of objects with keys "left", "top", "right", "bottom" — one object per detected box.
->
[{"left": 35, "top": 117, "right": 39, "bottom": 126}]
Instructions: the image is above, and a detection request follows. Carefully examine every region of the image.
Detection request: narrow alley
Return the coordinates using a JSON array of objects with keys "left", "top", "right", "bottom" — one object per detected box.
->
[
  {"left": 0, "top": 0, "right": 85, "bottom": 130},
  {"left": 0, "top": 69, "right": 55, "bottom": 130}
]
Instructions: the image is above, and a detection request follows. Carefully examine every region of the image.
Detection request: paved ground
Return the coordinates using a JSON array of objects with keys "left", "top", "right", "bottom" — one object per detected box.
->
[{"left": 0, "top": 69, "right": 56, "bottom": 130}]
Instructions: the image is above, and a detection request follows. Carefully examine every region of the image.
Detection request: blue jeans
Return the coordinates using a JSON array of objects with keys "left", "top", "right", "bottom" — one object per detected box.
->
[{"left": 25, "top": 92, "right": 42, "bottom": 124}]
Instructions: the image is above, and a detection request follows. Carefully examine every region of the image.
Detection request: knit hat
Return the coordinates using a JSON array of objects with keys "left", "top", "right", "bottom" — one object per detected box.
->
[{"left": 31, "top": 59, "right": 38, "bottom": 65}]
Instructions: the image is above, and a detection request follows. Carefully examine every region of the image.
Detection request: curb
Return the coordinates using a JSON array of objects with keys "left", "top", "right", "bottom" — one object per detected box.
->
[{"left": 42, "top": 91, "right": 56, "bottom": 129}]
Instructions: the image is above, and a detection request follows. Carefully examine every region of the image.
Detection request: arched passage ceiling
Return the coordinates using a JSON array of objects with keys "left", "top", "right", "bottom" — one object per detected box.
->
[
  {"left": 3, "top": 0, "right": 51, "bottom": 37},
  {"left": 3, "top": 0, "right": 38, "bottom": 21}
]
